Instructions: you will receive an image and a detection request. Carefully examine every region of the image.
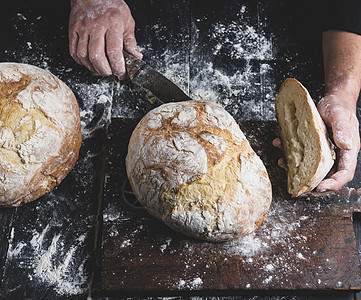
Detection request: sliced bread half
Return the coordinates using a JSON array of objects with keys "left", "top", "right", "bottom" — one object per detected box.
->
[{"left": 275, "top": 78, "right": 335, "bottom": 197}]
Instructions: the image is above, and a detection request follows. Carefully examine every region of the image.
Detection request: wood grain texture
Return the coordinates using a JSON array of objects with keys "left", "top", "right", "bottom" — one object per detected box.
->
[
  {"left": 0, "top": 209, "right": 15, "bottom": 284},
  {"left": 101, "top": 119, "right": 361, "bottom": 295}
]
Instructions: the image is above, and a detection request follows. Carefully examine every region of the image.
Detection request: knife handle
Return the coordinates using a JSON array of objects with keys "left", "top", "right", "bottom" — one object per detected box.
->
[{"left": 123, "top": 51, "right": 146, "bottom": 79}]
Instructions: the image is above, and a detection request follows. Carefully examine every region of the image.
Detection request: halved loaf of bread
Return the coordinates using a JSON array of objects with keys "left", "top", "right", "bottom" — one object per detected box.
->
[{"left": 275, "top": 78, "right": 335, "bottom": 197}]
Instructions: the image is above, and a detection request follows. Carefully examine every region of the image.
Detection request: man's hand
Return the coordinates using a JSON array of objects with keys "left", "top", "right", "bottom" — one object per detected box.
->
[
  {"left": 69, "top": 0, "right": 142, "bottom": 79},
  {"left": 274, "top": 30, "right": 361, "bottom": 196},
  {"left": 273, "top": 92, "right": 360, "bottom": 195},
  {"left": 316, "top": 94, "right": 360, "bottom": 192},
  {"left": 317, "top": 30, "right": 361, "bottom": 193}
]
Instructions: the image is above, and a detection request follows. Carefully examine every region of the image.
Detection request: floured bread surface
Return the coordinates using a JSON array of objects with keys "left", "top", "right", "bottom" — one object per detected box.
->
[
  {"left": 126, "top": 100, "right": 272, "bottom": 242},
  {"left": 0, "top": 63, "right": 82, "bottom": 207},
  {"left": 275, "top": 78, "right": 335, "bottom": 197}
]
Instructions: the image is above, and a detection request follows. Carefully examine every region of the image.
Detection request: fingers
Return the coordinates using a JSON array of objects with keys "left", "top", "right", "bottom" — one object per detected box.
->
[
  {"left": 70, "top": 28, "right": 135, "bottom": 78},
  {"left": 316, "top": 147, "right": 358, "bottom": 192},
  {"left": 316, "top": 171, "right": 351, "bottom": 192},
  {"left": 277, "top": 158, "right": 287, "bottom": 170},
  {"left": 123, "top": 33, "right": 143, "bottom": 59},
  {"left": 68, "top": 0, "right": 142, "bottom": 77},
  {"left": 77, "top": 34, "right": 96, "bottom": 73},
  {"left": 106, "top": 30, "right": 126, "bottom": 79},
  {"left": 331, "top": 119, "right": 354, "bottom": 150},
  {"left": 316, "top": 95, "right": 360, "bottom": 192},
  {"left": 272, "top": 138, "right": 287, "bottom": 170},
  {"left": 69, "top": 30, "right": 80, "bottom": 64},
  {"left": 89, "top": 29, "right": 112, "bottom": 76},
  {"left": 272, "top": 138, "right": 282, "bottom": 150}
]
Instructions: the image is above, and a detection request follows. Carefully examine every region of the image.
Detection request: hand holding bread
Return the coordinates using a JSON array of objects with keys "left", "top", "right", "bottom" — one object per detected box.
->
[
  {"left": 316, "top": 94, "right": 360, "bottom": 192},
  {"left": 275, "top": 78, "right": 335, "bottom": 197}
]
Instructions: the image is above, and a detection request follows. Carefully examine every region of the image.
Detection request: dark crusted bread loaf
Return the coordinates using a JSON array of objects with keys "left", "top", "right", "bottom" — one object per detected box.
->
[
  {"left": 126, "top": 100, "right": 272, "bottom": 242},
  {"left": 0, "top": 63, "right": 82, "bottom": 207}
]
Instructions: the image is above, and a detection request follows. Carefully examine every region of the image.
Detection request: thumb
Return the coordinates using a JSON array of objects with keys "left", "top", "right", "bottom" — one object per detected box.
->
[{"left": 331, "top": 119, "right": 353, "bottom": 150}]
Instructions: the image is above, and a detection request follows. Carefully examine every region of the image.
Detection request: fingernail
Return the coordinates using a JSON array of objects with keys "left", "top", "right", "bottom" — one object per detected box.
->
[
  {"left": 116, "top": 73, "right": 126, "bottom": 81},
  {"left": 316, "top": 185, "right": 327, "bottom": 193}
]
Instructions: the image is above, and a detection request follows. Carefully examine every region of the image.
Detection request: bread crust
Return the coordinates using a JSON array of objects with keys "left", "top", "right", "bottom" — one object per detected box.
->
[
  {"left": 0, "top": 63, "right": 82, "bottom": 207},
  {"left": 126, "top": 100, "right": 272, "bottom": 241},
  {"left": 275, "top": 78, "right": 335, "bottom": 197}
]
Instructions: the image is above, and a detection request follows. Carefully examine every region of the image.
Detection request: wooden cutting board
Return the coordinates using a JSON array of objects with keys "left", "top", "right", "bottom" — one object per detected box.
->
[{"left": 101, "top": 118, "right": 361, "bottom": 295}]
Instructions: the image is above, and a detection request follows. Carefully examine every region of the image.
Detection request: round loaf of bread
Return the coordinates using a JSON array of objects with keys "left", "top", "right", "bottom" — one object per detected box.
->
[
  {"left": 0, "top": 63, "right": 82, "bottom": 207},
  {"left": 126, "top": 100, "right": 272, "bottom": 242}
]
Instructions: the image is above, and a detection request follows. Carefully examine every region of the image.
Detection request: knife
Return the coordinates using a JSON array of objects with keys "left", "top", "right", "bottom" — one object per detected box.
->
[{"left": 123, "top": 51, "right": 191, "bottom": 105}]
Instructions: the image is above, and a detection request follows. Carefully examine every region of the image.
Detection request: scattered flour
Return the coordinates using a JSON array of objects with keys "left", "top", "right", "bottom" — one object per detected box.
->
[
  {"left": 135, "top": 5, "right": 277, "bottom": 121},
  {"left": 297, "top": 253, "right": 306, "bottom": 260},
  {"left": 120, "top": 239, "right": 132, "bottom": 248},
  {"left": 7, "top": 228, "right": 27, "bottom": 259},
  {"left": 223, "top": 232, "right": 266, "bottom": 256},
  {"left": 211, "top": 6, "right": 273, "bottom": 61},
  {"left": 160, "top": 237, "right": 172, "bottom": 253},
  {"left": 6, "top": 225, "right": 88, "bottom": 296},
  {"left": 103, "top": 204, "right": 122, "bottom": 222},
  {"left": 177, "top": 277, "right": 204, "bottom": 290},
  {"left": 30, "top": 226, "right": 88, "bottom": 295}
]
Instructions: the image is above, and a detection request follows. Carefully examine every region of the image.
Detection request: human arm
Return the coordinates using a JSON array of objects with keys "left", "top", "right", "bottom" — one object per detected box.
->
[
  {"left": 68, "top": 0, "right": 142, "bottom": 79},
  {"left": 273, "top": 30, "right": 361, "bottom": 194},
  {"left": 315, "top": 30, "right": 361, "bottom": 192}
]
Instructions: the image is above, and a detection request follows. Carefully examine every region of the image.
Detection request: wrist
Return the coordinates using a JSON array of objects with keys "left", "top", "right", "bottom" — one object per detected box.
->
[
  {"left": 325, "top": 76, "right": 361, "bottom": 99},
  {"left": 324, "top": 81, "right": 360, "bottom": 108},
  {"left": 320, "top": 92, "right": 358, "bottom": 115}
]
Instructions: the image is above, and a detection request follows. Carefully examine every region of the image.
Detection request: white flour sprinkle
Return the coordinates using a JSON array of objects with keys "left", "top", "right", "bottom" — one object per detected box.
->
[
  {"left": 30, "top": 226, "right": 88, "bottom": 296},
  {"left": 223, "top": 233, "right": 265, "bottom": 256},
  {"left": 264, "top": 275, "right": 273, "bottom": 284},
  {"left": 211, "top": 7, "right": 273, "bottom": 60},
  {"left": 160, "top": 237, "right": 172, "bottom": 253},
  {"left": 137, "top": 5, "right": 277, "bottom": 121},
  {"left": 7, "top": 229, "right": 27, "bottom": 259},
  {"left": 6, "top": 225, "right": 88, "bottom": 296},
  {"left": 297, "top": 253, "right": 306, "bottom": 260},
  {"left": 265, "top": 264, "right": 275, "bottom": 271},
  {"left": 177, "top": 277, "right": 203, "bottom": 289},
  {"left": 120, "top": 239, "right": 132, "bottom": 248}
]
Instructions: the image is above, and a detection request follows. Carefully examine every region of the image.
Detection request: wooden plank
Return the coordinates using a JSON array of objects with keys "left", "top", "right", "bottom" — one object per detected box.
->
[
  {"left": 0, "top": 209, "right": 15, "bottom": 284},
  {"left": 101, "top": 119, "right": 361, "bottom": 295},
  {"left": 0, "top": 128, "right": 106, "bottom": 299}
]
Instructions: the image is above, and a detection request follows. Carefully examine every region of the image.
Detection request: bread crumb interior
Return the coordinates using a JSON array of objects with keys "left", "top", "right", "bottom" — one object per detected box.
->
[{"left": 277, "top": 85, "right": 319, "bottom": 195}]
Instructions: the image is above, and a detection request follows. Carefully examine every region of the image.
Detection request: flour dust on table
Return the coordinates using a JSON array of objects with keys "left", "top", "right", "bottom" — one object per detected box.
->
[
  {"left": 134, "top": 4, "right": 277, "bottom": 122},
  {"left": 5, "top": 225, "right": 88, "bottom": 296},
  {"left": 1, "top": 15, "right": 113, "bottom": 296}
]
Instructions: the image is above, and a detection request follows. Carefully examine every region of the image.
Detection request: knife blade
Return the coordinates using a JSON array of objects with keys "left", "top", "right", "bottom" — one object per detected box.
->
[{"left": 123, "top": 51, "right": 191, "bottom": 105}]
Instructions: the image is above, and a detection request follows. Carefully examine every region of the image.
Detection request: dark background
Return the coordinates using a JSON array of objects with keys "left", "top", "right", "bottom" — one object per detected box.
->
[{"left": 0, "top": 0, "right": 360, "bottom": 299}]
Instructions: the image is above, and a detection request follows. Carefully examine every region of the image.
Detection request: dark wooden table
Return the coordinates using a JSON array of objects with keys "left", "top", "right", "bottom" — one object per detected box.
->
[{"left": 0, "top": 1, "right": 361, "bottom": 299}]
